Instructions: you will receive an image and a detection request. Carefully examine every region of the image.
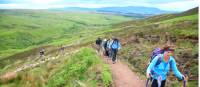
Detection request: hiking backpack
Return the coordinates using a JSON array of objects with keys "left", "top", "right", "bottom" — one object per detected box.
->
[
  {"left": 150, "top": 48, "right": 163, "bottom": 62},
  {"left": 111, "top": 39, "right": 119, "bottom": 49},
  {"left": 149, "top": 48, "right": 173, "bottom": 67},
  {"left": 96, "top": 38, "right": 102, "bottom": 45}
]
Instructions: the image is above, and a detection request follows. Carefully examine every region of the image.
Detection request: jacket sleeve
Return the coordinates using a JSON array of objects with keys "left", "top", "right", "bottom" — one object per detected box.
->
[
  {"left": 146, "top": 56, "right": 159, "bottom": 74},
  {"left": 108, "top": 41, "right": 113, "bottom": 49},
  {"left": 171, "top": 57, "right": 183, "bottom": 80}
]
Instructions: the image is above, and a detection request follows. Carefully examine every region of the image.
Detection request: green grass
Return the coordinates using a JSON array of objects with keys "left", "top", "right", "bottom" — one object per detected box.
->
[
  {"left": 102, "top": 64, "right": 113, "bottom": 87},
  {"left": 0, "top": 47, "right": 113, "bottom": 87},
  {"left": 0, "top": 10, "right": 132, "bottom": 59},
  {"left": 0, "top": 12, "right": 131, "bottom": 73},
  {"left": 171, "top": 80, "right": 198, "bottom": 87},
  {"left": 160, "top": 14, "right": 198, "bottom": 24},
  {"left": 46, "top": 47, "right": 112, "bottom": 87},
  {"left": 143, "top": 14, "right": 198, "bottom": 38},
  {"left": 0, "top": 8, "right": 198, "bottom": 87}
]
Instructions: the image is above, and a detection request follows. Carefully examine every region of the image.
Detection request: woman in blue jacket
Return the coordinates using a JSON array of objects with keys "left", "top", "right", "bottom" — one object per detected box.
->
[{"left": 146, "top": 49, "right": 185, "bottom": 87}]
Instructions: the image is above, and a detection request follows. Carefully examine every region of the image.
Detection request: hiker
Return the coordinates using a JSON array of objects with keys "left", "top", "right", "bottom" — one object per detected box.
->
[
  {"left": 39, "top": 48, "right": 45, "bottom": 61},
  {"left": 111, "top": 38, "right": 121, "bottom": 64},
  {"left": 60, "top": 45, "right": 65, "bottom": 55},
  {"left": 104, "top": 39, "right": 109, "bottom": 57},
  {"left": 101, "top": 38, "right": 107, "bottom": 55},
  {"left": 146, "top": 48, "right": 185, "bottom": 87},
  {"left": 107, "top": 38, "right": 114, "bottom": 59},
  {"left": 95, "top": 37, "right": 102, "bottom": 52}
]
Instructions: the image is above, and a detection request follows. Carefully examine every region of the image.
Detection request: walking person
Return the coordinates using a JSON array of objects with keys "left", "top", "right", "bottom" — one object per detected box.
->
[
  {"left": 146, "top": 48, "right": 185, "bottom": 87},
  {"left": 60, "top": 45, "right": 65, "bottom": 55},
  {"left": 111, "top": 38, "right": 121, "bottom": 64},
  {"left": 101, "top": 38, "right": 107, "bottom": 56},
  {"left": 39, "top": 48, "right": 45, "bottom": 61},
  {"left": 107, "top": 38, "right": 114, "bottom": 59},
  {"left": 104, "top": 39, "right": 109, "bottom": 57},
  {"left": 95, "top": 37, "right": 102, "bottom": 52}
]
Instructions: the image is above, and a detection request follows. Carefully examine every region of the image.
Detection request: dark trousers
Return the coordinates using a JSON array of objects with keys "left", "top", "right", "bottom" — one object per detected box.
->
[
  {"left": 111, "top": 49, "right": 118, "bottom": 62},
  {"left": 108, "top": 49, "right": 112, "bottom": 58},
  {"left": 151, "top": 79, "right": 166, "bottom": 87}
]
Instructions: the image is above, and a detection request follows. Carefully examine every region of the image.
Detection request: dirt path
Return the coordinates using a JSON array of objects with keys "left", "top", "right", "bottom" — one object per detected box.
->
[
  {"left": 0, "top": 49, "right": 80, "bottom": 81},
  {"left": 101, "top": 56, "right": 145, "bottom": 87}
]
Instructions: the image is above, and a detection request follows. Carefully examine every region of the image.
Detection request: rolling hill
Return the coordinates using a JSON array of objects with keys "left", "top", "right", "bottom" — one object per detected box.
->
[
  {"left": 51, "top": 6, "right": 175, "bottom": 18},
  {"left": 0, "top": 7, "right": 198, "bottom": 87},
  {"left": 0, "top": 10, "right": 132, "bottom": 60}
]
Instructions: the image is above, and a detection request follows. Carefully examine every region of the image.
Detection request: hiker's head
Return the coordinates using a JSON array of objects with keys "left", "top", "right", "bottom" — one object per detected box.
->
[
  {"left": 162, "top": 44, "right": 175, "bottom": 52},
  {"left": 162, "top": 44, "right": 170, "bottom": 51},
  {"left": 165, "top": 48, "right": 174, "bottom": 55},
  {"left": 163, "top": 49, "right": 175, "bottom": 62},
  {"left": 98, "top": 37, "right": 101, "bottom": 40},
  {"left": 164, "top": 51, "right": 170, "bottom": 62}
]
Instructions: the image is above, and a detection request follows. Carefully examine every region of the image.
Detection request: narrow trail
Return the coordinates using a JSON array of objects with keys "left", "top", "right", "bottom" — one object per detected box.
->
[
  {"left": 0, "top": 49, "right": 79, "bottom": 81},
  {"left": 13, "top": 49, "right": 79, "bottom": 73},
  {"left": 101, "top": 54, "right": 145, "bottom": 87}
]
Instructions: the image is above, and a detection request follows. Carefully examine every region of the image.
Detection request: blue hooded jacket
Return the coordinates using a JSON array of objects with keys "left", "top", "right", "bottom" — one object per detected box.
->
[{"left": 147, "top": 54, "right": 183, "bottom": 81}]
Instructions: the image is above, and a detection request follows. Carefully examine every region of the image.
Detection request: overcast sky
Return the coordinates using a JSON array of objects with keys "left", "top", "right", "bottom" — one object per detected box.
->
[{"left": 0, "top": 0, "right": 198, "bottom": 11}]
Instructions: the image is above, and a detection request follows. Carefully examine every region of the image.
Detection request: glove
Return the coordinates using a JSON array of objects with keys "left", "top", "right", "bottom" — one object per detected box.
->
[
  {"left": 146, "top": 73, "right": 151, "bottom": 79},
  {"left": 182, "top": 75, "right": 186, "bottom": 81}
]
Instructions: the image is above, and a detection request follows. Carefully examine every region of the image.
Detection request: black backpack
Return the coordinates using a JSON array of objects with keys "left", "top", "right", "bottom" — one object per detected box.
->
[
  {"left": 96, "top": 38, "right": 102, "bottom": 45},
  {"left": 104, "top": 40, "right": 109, "bottom": 49}
]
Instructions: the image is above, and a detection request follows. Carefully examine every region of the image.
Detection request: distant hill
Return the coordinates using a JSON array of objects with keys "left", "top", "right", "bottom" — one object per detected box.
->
[
  {"left": 51, "top": 7, "right": 96, "bottom": 12},
  {"left": 97, "top": 6, "right": 173, "bottom": 14},
  {"left": 146, "top": 7, "right": 198, "bottom": 22},
  {"left": 50, "top": 6, "right": 175, "bottom": 18},
  {"left": 176, "top": 7, "right": 198, "bottom": 16}
]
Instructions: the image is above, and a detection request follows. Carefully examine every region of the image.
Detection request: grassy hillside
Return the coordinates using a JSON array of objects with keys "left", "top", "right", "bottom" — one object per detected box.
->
[
  {"left": 0, "top": 10, "right": 132, "bottom": 59},
  {"left": 46, "top": 48, "right": 112, "bottom": 87},
  {"left": 0, "top": 7, "right": 198, "bottom": 87},
  {"left": 0, "top": 48, "right": 113, "bottom": 87},
  {"left": 103, "top": 7, "right": 198, "bottom": 87},
  {"left": 146, "top": 7, "right": 198, "bottom": 22}
]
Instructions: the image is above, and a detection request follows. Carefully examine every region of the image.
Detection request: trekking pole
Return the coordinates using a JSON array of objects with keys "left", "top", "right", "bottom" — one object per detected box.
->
[
  {"left": 146, "top": 73, "right": 152, "bottom": 87},
  {"left": 146, "top": 78, "right": 150, "bottom": 87},
  {"left": 183, "top": 77, "right": 186, "bottom": 87}
]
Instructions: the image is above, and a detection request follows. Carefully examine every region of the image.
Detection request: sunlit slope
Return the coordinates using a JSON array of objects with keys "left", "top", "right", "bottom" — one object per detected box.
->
[{"left": 0, "top": 10, "right": 132, "bottom": 59}]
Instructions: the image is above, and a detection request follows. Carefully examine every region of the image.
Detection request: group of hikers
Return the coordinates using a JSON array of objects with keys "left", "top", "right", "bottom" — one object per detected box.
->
[
  {"left": 95, "top": 37, "right": 121, "bottom": 64},
  {"left": 95, "top": 36, "right": 187, "bottom": 87},
  {"left": 39, "top": 36, "right": 187, "bottom": 87}
]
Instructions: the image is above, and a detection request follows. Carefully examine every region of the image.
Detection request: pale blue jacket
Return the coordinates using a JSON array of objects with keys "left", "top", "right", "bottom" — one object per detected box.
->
[{"left": 147, "top": 54, "right": 183, "bottom": 81}]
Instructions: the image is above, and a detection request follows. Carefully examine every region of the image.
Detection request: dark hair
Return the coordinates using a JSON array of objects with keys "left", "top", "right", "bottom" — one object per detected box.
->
[
  {"left": 162, "top": 44, "right": 175, "bottom": 52},
  {"left": 167, "top": 48, "right": 175, "bottom": 52}
]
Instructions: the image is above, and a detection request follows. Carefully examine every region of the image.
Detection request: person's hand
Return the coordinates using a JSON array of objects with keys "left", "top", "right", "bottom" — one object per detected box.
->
[
  {"left": 146, "top": 73, "right": 150, "bottom": 78},
  {"left": 182, "top": 75, "right": 186, "bottom": 80}
]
